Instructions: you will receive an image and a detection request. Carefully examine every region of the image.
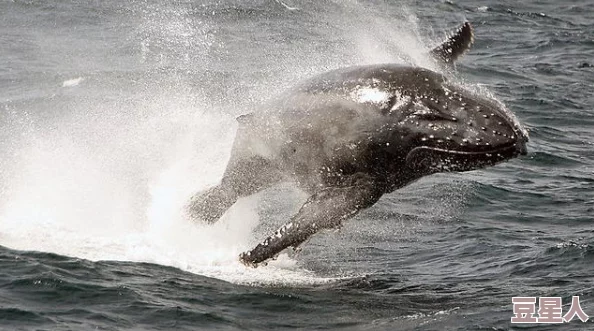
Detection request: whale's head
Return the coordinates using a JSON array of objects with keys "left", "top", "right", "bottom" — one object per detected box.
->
[{"left": 386, "top": 69, "right": 528, "bottom": 176}]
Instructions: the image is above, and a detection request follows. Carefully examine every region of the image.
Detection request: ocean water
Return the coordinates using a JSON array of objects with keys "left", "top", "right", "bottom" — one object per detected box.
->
[{"left": 0, "top": 0, "right": 593, "bottom": 330}]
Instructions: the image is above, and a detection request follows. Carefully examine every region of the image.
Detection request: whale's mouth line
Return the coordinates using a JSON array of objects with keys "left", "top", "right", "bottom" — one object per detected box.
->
[
  {"left": 405, "top": 142, "right": 523, "bottom": 166},
  {"left": 412, "top": 143, "right": 518, "bottom": 157},
  {"left": 405, "top": 142, "right": 523, "bottom": 171}
]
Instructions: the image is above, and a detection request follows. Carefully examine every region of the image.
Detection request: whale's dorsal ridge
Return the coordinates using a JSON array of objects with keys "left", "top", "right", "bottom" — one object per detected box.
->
[
  {"left": 236, "top": 112, "right": 255, "bottom": 124},
  {"left": 430, "top": 22, "right": 474, "bottom": 64}
]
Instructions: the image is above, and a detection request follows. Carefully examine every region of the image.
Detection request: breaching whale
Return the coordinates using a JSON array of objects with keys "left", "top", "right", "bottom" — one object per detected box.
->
[{"left": 187, "top": 22, "right": 528, "bottom": 266}]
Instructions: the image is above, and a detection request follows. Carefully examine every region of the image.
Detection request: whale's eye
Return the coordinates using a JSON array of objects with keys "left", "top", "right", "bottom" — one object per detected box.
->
[{"left": 386, "top": 94, "right": 413, "bottom": 114}]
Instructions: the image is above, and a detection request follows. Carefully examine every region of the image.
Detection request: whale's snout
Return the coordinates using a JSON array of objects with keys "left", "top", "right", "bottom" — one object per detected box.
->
[
  {"left": 514, "top": 128, "right": 529, "bottom": 156},
  {"left": 485, "top": 99, "right": 529, "bottom": 157}
]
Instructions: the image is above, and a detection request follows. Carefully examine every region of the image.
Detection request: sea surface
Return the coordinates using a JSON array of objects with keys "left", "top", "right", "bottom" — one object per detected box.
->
[{"left": 1, "top": 0, "right": 593, "bottom": 330}]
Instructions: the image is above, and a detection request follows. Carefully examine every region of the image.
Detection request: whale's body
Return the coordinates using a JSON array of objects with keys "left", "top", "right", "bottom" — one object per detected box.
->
[{"left": 187, "top": 23, "right": 529, "bottom": 266}]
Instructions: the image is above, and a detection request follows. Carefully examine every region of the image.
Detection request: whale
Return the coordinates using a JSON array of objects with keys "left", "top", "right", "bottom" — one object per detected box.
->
[{"left": 186, "top": 22, "right": 529, "bottom": 266}]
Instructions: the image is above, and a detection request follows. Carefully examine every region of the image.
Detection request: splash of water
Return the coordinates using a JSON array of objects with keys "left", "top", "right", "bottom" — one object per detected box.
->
[{"left": 0, "top": 2, "right": 467, "bottom": 285}]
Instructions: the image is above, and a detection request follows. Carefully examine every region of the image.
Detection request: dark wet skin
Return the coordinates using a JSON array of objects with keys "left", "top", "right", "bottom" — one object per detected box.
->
[{"left": 186, "top": 22, "right": 529, "bottom": 267}]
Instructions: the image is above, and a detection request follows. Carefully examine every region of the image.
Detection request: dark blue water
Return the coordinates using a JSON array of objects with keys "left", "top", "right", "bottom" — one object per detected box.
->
[{"left": 1, "top": 0, "right": 593, "bottom": 330}]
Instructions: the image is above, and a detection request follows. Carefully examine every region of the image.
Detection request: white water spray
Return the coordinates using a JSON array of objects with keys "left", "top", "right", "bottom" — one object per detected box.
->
[{"left": 0, "top": 2, "right": 460, "bottom": 285}]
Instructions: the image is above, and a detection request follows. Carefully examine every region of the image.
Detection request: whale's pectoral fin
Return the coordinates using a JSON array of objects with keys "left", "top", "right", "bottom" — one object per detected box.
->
[
  {"left": 430, "top": 22, "right": 474, "bottom": 64},
  {"left": 186, "top": 155, "right": 282, "bottom": 223},
  {"left": 186, "top": 184, "right": 237, "bottom": 224},
  {"left": 239, "top": 177, "right": 382, "bottom": 267}
]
